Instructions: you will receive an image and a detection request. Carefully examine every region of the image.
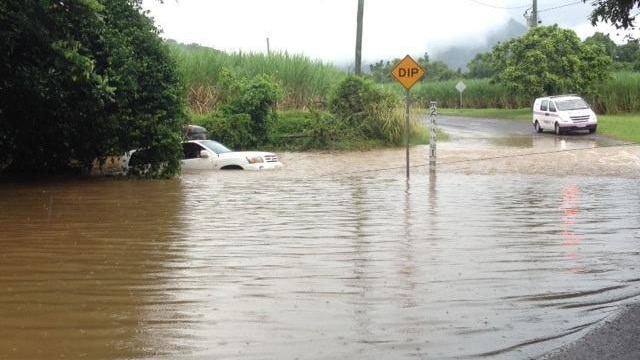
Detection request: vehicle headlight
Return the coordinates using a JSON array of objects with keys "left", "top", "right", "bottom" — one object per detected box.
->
[{"left": 246, "top": 156, "right": 264, "bottom": 164}]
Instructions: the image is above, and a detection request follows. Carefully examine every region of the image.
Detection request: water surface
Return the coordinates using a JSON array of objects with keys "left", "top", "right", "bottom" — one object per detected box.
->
[{"left": 1, "top": 171, "right": 639, "bottom": 359}]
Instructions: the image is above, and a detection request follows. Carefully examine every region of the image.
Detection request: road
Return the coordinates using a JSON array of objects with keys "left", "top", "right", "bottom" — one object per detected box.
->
[
  {"left": 436, "top": 115, "right": 623, "bottom": 149},
  {"left": 435, "top": 115, "right": 640, "bottom": 360}
]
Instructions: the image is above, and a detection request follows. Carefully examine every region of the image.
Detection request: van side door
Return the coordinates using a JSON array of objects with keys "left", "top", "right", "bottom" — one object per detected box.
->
[
  {"left": 548, "top": 100, "right": 559, "bottom": 126},
  {"left": 540, "top": 100, "right": 550, "bottom": 128}
]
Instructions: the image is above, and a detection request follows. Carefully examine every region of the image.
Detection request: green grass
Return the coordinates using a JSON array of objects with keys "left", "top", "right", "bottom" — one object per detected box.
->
[
  {"left": 598, "top": 113, "right": 640, "bottom": 142},
  {"left": 592, "top": 72, "right": 640, "bottom": 114},
  {"left": 439, "top": 108, "right": 531, "bottom": 121},
  {"left": 169, "top": 43, "right": 345, "bottom": 110},
  {"left": 406, "top": 72, "right": 640, "bottom": 115}
]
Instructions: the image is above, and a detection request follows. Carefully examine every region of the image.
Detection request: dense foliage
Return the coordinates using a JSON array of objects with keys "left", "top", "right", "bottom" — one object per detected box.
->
[
  {"left": 170, "top": 42, "right": 343, "bottom": 112},
  {"left": 586, "top": 0, "right": 640, "bottom": 29},
  {"left": 491, "top": 26, "right": 611, "bottom": 99},
  {"left": 192, "top": 70, "right": 282, "bottom": 149},
  {"left": 585, "top": 33, "right": 640, "bottom": 70},
  {"left": 0, "top": 0, "right": 184, "bottom": 177},
  {"left": 329, "top": 75, "right": 409, "bottom": 145},
  {"left": 267, "top": 111, "right": 345, "bottom": 150},
  {"left": 466, "top": 53, "right": 496, "bottom": 79},
  {"left": 411, "top": 71, "right": 640, "bottom": 113}
]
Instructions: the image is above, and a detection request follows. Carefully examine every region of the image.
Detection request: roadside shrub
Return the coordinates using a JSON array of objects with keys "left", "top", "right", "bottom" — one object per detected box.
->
[
  {"left": 224, "top": 73, "right": 282, "bottom": 146},
  {"left": 328, "top": 75, "right": 401, "bottom": 142},
  {"left": 192, "top": 112, "right": 255, "bottom": 150},
  {"left": 268, "top": 110, "right": 343, "bottom": 150}
]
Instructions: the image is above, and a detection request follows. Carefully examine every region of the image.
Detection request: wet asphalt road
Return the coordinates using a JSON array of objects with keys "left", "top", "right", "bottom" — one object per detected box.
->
[
  {"left": 436, "top": 115, "right": 622, "bottom": 147},
  {"left": 540, "top": 303, "right": 640, "bottom": 360},
  {"left": 436, "top": 115, "right": 534, "bottom": 137},
  {"left": 436, "top": 115, "right": 640, "bottom": 360}
]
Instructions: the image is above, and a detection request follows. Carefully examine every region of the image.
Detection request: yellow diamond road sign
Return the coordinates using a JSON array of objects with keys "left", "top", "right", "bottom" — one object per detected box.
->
[{"left": 391, "top": 55, "right": 426, "bottom": 91}]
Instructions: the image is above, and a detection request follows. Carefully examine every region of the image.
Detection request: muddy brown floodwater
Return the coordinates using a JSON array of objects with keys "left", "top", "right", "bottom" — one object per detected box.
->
[{"left": 1, "top": 122, "right": 640, "bottom": 359}]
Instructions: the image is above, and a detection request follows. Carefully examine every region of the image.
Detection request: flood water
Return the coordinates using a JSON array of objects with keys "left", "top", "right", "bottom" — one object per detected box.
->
[{"left": 1, "top": 169, "right": 639, "bottom": 360}]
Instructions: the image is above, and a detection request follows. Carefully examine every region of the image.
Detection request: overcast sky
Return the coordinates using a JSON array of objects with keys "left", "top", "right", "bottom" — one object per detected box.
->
[{"left": 142, "top": 0, "right": 639, "bottom": 64}]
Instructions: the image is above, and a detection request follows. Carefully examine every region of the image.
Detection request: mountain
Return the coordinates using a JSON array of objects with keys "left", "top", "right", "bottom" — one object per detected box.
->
[{"left": 433, "top": 19, "right": 528, "bottom": 70}]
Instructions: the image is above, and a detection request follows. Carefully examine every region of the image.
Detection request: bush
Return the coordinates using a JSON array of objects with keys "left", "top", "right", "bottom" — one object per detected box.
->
[
  {"left": 192, "top": 112, "right": 255, "bottom": 150},
  {"left": 328, "top": 75, "right": 401, "bottom": 142},
  {"left": 268, "top": 111, "right": 343, "bottom": 150},
  {"left": 223, "top": 73, "right": 282, "bottom": 147}
]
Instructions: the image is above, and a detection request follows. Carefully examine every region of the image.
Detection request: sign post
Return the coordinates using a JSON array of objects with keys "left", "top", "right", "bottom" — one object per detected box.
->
[
  {"left": 455, "top": 81, "right": 466, "bottom": 108},
  {"left": 391, "top": 55, "right": 426, "bottom": 179}
]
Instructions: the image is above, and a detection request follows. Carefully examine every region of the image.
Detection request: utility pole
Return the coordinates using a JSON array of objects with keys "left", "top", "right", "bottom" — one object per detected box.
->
[
  {"left": 532, "top": 0, "right": 538, "bottom": 27},
  {"left": 355, "top": 0, "right": 364, "bottom": 75}
]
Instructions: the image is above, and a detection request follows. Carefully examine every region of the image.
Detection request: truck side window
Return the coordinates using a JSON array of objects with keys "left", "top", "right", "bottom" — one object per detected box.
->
[
  {"left": 549, "top": 102, "right": 557, "bottom": 112},
  {"left": 541, "top": 100, "right": 549, "bottom": 111},
  {"left": 183, "top": 143, "right": 205, "bottom": 159}
]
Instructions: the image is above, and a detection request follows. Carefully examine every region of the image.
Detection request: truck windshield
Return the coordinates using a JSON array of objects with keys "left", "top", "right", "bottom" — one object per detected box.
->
[
  {"left": 200, "top": 140, "right": 232, "bottom": 154},
  {"left": 556, "top": 99, "right": 589, "bottom": 111}
]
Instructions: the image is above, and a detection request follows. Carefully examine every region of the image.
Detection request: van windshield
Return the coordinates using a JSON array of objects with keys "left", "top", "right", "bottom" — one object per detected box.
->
[{"left": 556, "top": 99, "right": 589, "bottom": 111}]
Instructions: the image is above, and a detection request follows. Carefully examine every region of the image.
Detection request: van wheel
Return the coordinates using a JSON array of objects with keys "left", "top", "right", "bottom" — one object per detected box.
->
[
  {"left": 554, "top": 122, "right": 562, "bottom": 136},
  {"left": 534, "top": 121, "right": 543, "bottom": 133},
  {"left": 589, "top": 126, "right": 597, "bottom": 134}
]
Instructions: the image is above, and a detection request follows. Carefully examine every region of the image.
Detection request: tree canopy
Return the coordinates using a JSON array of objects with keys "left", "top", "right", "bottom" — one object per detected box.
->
[
  {"left": 491, "top": 25, "right": 611, "bottom": 98},
  {"left": 586, "top": 0, "right": 640, "bottom": 29},
  {"left": 0, "top": 0, "right": 184, "bottom": 177}
]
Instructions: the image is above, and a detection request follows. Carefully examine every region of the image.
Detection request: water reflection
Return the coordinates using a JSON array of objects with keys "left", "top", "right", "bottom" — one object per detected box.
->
[
  {"left": 0, "top": 179, "right": 188, "bottom": 359},
  {"left": 1, "top": 173, "right": 639, "bottom": 359}
]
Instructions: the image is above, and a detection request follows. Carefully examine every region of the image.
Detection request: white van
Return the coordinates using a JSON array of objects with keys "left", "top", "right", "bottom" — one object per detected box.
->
[{"left": 532, "top": 95, "right": 597, "bottom": 135}]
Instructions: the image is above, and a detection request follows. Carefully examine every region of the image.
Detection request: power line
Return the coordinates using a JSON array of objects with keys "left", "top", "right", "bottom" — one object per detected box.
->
[
  {"left": 538, "top": 1, "right": 583, "bottom": 13},
  {"left": 467, "top": 0, "right": 530, "bottom": 10},
  {"left": 468, "top": 0, "right": 584, "bottom": 13}
]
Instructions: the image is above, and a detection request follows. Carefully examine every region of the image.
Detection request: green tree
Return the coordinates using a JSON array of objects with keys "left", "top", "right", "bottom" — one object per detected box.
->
[
  {"left": 417, "top": 53, "right": 458, "bottom": 82},
  {"left": 368, "top": 59, "right": 396, "bottom": 83},
  {"left": 0, "top": 0, "right": 184, "bottom": 177},
  {"left": 584, "top": 32, "right": 617, "bottom": 57},
  {"left": 615, "top": 40, "right": 640, "bottom": 62},
  {"left": 223, "top": 74, "right": 282, "bottom": 147},
  {"left": 491, "top": 25, "right": 611, "bottom": 99},
  {"left": 466, "top": 52, "right": 496, "bottom": 79},
  {"left": 585, "top": 0, "right": 640, "bottom": 29}
]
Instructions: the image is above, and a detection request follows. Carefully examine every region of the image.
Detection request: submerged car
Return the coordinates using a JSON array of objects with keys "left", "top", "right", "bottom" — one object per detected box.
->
[
  {"left": 180, "top": 140, "right": 282, "bottom": 171},
  {"left": 123, "top": 139, "right": 282, "bottom": 174},
  {"left": 532, "top": 95, "right": 598, "bottom": 135}
]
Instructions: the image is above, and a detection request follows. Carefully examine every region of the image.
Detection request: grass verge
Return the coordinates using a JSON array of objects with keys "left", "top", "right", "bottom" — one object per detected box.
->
[
  {"left": 598, "top": 114, "right": 640, "bottom": 143},
  {"left": 439, "top": 108, "right": 531, "bottom": 121}
]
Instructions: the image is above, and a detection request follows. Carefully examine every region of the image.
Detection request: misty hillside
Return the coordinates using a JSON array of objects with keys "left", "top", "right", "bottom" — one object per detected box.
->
[{"left": 433, "top": 19, "right": 527, "bottom": 70}]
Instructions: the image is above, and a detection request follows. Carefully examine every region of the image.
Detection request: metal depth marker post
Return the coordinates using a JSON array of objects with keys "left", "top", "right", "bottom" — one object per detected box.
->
[{"left": 429, "top": 101, "right": 437, "bottom": 172}]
